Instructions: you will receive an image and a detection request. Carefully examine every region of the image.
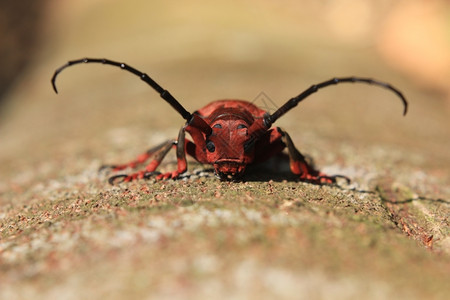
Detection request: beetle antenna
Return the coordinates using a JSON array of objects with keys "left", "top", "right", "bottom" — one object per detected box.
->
[
  {"left": 51, "top": 58, "right": 193, "bottom": 121},
  {"left": 267, "top": 77, "right": 408, "bottom": 126}
]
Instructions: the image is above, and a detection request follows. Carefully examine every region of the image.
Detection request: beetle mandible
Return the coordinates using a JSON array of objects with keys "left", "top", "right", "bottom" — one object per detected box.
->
[{"left": 51, "top": 58, "right": 407, "bottom": 184}]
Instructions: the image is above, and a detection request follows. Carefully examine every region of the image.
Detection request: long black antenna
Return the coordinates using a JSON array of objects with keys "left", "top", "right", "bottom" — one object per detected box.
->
[
  {"left": 51, "top": 58, "right": 192, "bottom": 121},
  {"left": 266, "top": 77, "right": 408, "bottom": 126}
]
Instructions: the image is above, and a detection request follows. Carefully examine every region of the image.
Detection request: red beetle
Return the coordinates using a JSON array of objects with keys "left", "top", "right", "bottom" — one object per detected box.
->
[{"left": 52, "top": 58, "right": 407, "bottom": 184}]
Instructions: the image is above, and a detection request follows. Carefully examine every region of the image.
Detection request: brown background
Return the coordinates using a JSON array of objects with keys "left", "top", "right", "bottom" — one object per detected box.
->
[{"left": 0, "top": 1, "right": 449, "bottom": 299}]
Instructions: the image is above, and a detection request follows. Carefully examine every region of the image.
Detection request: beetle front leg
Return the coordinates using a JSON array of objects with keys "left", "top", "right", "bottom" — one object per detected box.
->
[
  {"left": 102, "top": 140, "right": 176, "bottom": 172},
  {"left": 278, "top": 128, "right": 349, "bottom": 184},
  {"left": 107, "top": 140, "right": 176, "bottom": 184},
  {"left": 155, "top": 125, "right": 188, "bottom": 180},
  {"left": 107, "top": 126, "right": 191, "bottom": 184}
]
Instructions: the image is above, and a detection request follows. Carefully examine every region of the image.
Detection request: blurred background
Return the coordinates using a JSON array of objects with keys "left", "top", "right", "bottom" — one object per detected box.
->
[{"left": 0, "top": 0, "right": 449, "bottom": 183}]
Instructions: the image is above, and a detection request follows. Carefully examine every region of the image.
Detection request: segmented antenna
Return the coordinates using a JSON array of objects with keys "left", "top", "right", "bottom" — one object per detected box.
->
[
  {"left": 51, "top": 58, "right": 192, "bottom": 121},
  {"left": 266, "top": 77, "right": 408, "bottom": 126}
]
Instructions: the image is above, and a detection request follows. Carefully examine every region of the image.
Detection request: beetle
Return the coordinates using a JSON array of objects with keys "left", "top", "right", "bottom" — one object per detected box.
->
[{"left": 51, "top": 58, "right": 407, "bottom": 185}]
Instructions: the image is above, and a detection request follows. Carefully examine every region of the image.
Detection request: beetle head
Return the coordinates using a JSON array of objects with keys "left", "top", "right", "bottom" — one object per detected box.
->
[{"left": 205, "top": 108, "right": 258, "bottom": 180}]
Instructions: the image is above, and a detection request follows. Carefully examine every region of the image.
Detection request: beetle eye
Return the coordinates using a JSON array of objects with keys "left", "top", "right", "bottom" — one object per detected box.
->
[
  {"left": 213, "top": 124, "right": 222, "bottom": 129},
  {"left": 237, "top": 124, "right": 247, "bottom": 129},
  {"left": 206, "top": 140, "right": 216, "bottom": 152}
]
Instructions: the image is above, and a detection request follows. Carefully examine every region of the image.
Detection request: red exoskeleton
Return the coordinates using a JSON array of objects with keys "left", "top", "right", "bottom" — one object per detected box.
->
[{"left": 52, "top": 58, "right": 407, "bottom": 184}]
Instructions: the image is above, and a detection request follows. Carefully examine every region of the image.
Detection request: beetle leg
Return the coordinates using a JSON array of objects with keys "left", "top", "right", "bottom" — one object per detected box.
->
[
  {"left": 105, "top": 126, "right": 199, "bottom": 184},
  {"left": 143, "top": 140, "right": 177, "bottom": 173},
  {"left": 108, "top": 172, "right": 161, "bottom": 185},
  {"left": 155, "top": 126, "right": 188, "bottom": 180},
  {"left": 105, "top": 139, "right": 175, "bottom": 184},
  {"left": 278, "top": 128, "right": 348, "bottom": 184},
  {"left": 100, "top": 140, "right": 176, "bottom": 172}
]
